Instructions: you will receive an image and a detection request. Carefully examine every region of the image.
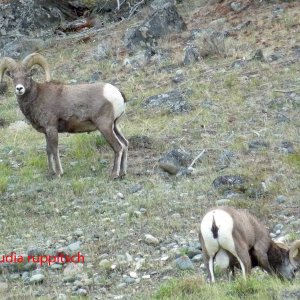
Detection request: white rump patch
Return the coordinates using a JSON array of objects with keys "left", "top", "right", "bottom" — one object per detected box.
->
[
  {"left": 103, "top": 83, "right": 125, "bottom": 119},
  {"left": 200, "top": 209, "right": 235, "bottom": 257}
]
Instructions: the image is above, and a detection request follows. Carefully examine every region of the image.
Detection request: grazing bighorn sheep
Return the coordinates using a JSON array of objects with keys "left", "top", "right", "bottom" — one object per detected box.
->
[
  {"left": 0, "top": 53, "right": 128, "bottom": 179},
  {"left": 199, "top": 206, "right": 300, "bottom": 282}
]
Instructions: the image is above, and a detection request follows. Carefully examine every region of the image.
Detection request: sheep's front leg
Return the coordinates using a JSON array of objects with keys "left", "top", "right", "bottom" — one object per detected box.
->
[{"left": 45, "top": 127, "right": 63, "bottom": 177}]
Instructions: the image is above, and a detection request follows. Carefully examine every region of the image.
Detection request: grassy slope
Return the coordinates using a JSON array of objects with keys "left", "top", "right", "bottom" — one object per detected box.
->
[{"left": 0, "top": 0, "right": 299, "bottom": 299}]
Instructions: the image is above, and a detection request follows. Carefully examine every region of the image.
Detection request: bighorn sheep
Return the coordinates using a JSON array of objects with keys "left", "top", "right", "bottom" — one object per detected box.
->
[
  {"left": 199, "top": 206, "right": 300, "bottom": 282},
  {"left": 0, "top": 53, "right": 128, "bottom": 179}
]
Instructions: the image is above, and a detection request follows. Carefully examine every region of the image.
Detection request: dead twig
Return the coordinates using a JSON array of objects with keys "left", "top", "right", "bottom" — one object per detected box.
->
[
  {"left": 128, "top": 0, "right": 145, "bottom": 19},
  {"left": 189, "top": 149, "right": 206, "bottom": 168},
  {"left": 273, "top": 88, "right": 300, "bottom": 93}
]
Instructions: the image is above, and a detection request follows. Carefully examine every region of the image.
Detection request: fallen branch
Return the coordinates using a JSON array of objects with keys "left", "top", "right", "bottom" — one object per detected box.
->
[{"left": 189, "top": 149, "right": 206, "bottom": 168}]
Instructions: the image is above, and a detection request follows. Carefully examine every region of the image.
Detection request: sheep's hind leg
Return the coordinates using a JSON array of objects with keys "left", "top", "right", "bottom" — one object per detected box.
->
[
  {"left": 113, "top": 122, "right": 128, "bottom": 178},
  {"left": 45, "top": 127, "right": 63, "bottom": 177},
  {"left": 97, "top": 122, "right": 124, "bottom": 179},
  {"left": 232, "top": 241, "right": 252, "bottom": 280}
]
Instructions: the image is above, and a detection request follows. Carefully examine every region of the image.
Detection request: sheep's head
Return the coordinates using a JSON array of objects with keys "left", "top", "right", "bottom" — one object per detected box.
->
[
  {"left": 0, "top": 53, "right": 51, "bottom": 96},
  {"left": 274, "top": 240, "right": 300, "bottom": 280}
]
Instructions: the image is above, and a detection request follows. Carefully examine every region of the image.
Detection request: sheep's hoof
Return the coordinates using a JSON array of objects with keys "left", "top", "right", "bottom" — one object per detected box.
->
[{"left": 119, "top": 173, "right": 126, "bottom": 180}]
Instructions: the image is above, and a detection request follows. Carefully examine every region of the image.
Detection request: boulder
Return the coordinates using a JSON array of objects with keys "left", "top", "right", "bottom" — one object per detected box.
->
[{"left": 124, "top": 4, "right": 186, "bottom": 52}]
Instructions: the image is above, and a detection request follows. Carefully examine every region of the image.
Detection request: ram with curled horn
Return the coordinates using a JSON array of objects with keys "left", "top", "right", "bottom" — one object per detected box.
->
[
  {"left": 0, "top": 53, "right": 128, "bottom": 179},
  {"left": 199, "top": 206, "right": 300, "bottom": 282}
]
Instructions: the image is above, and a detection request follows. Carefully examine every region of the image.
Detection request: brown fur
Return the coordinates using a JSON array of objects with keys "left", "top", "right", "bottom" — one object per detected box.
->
[{"left": 199, "top": 206, "right": 299, "bottom": 282}]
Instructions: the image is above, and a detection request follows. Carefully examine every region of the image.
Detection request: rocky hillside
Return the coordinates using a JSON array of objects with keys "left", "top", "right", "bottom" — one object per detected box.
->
[{"left": 0, "top": 0, "right": 299, "bottom": 299}]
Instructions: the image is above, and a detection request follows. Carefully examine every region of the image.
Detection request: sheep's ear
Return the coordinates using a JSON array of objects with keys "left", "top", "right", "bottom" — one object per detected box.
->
[
  {"left": 6, "top": 70, "right": 12, "bottom": 78},
  {"left": 28, "top": 68, "right": 38, "bottom": 77}
]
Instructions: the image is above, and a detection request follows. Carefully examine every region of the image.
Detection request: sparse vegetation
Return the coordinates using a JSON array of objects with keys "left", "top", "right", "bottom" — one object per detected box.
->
[{"left": 0, "top": 0, "right": 299, "bottom": 299}]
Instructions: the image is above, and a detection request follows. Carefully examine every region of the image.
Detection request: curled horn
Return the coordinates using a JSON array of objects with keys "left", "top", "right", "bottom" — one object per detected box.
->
[
  {"left": 22, "top": 53, "right": 51, "bottom": 82},
  {"left": 289, "top": 240, "right": 300, "bottom": 267},
  {"left": 0, "top": 57, "right": 18, "bottom": 82}
]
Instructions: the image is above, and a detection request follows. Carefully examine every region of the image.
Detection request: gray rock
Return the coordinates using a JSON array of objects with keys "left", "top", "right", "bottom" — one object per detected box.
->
[
  {"left": 0, "top": 1, "right": 61, "bottom": 38},
  {"left": 144, "top": 90, "right": 191, "bottom": 114},
  {"left": 22, "top": 271, "right": 30, "bottom": 283},
  {"left": 183, "top": 44, "right": 199, "bottom": 65},
  {"left": 128, "top": 135, "right": 153, "bottom": 150},
  {"left": 124, "top": 276, "right": 136, "bottom": 284},
  {"left": 277, "top": 141, "right": 295, "bottom": 154},
  {"left": 27, "top": 246, "right": 45, "bottom": 257},
  {"left": 230, "top": 2, "right": 244, "bottom": 12},
  {"left": 50, "top": 263, "right": 63, "bottom": 270},
  {"left": 281, "top": 289, "right": 300, "bottom": 300},
  {"left": 273, "top": 224, "right": 284, "bottom": 232},
  {"left": 124, "top": 4, "right": 186, "bottom": 52},
  {"left": 213, "top": 175, "right": 248, "bottom": 194},
  {"left": 250, "top": 49, "right": 265, "bottom": 61},
  {"left": 144, "top": 234, "right": 160, "bottom": 246},
  {"left": 58, "top": 294, "right": 68, "bottom": 300},
  {"left": 1, "top": 38, "right": 46, "bottom": 59},
  {"left": 29, "top": 273, "right": 45, "bottom": 284},
  {"left": 76, "top": 288, "right": 88, "bottom": 296},
  {"left": 276, "top": 195, "right": 286, "bottom": 204},
  {"left": 186, "top": 248, "right": 201, "bottom": 259},
  {"left": 231, "top": 59, "right": 248, "bottom": 68},
  {"left": 191, "top": 254, "right": 202, "bottom": 263},
  {"left": 9, "top": 274, "right": 20, "bottom": 281},
  {"left": 248, "top": 140, "right": 269, "bottom": 151},
  {"left": 151, "top": 0, "right": 175, "bottom": 10},
  {"left": 68, "top": 241, "right": 81, "bottom": 253},
  {"left": 123, "top": 50, "right": 149, "bottom": 69},
  {"left": 175, "top": 255, "right": 194, "bottom": 270},
  {"left": 159, "top": 149, "right": 192, "bottom": 175}
]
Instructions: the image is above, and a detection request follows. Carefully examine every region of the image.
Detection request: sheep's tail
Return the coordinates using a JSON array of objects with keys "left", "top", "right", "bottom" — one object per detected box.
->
[{"left": 120, "top": 91, "right": 127, "bottom": 103}]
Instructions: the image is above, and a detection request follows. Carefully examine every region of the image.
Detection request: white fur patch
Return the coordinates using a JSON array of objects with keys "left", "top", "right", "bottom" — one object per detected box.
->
[
  {"left": 103, "top": 83, "right": 125, "bottom": 119},
  {"left": 200, "top": 209, "right": 235, "bottom": 257},
  {"left": 215, "top": 249, "right": 230, "bottom": 269},
  {"left": 15, "top": 84, "right": 25, "bottom": 95}
]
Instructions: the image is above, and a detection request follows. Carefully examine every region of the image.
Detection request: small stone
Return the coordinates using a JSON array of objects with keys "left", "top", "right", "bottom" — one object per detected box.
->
[
  {"left": 124, "top": 277, "right": 136, "bottom": 284},
  {"left": 50, "top": 263, "right": 63, "bottom": 270},
  {"left": 58, "top": 294, "right": 67, "bottom": 300},
  {"left": 68, "top": 241, "right": 81, "bottom": 252},
  {"left": 129, "top": 271, "right": 138, "bottom": 278},
  {"left": 63, "top": 263, "right": 83, "bottom": 276},
  {"left": 276, "top": 195, "right": 286, "bottom": 204},
  {"left": 187, "top": 248, "right": 201, "bottom": 259},
  {"left": 99, "top": 259, "right": 112, "bottom": 272},
  {"left": 76, "top": 288, "right": 88, "bottom": 296},
  {"left": 117, "top": 192, "right": 124, "bottom": 199},
  {"left": 175, "top": 255, "right": 194, "bottom": 270},
  {"left": 144, "top": 234, "right": 160, "bottom": 246},
  {"left": 191, "top": 254, "right": 203, "bottom": 263},
  {"left": 29, "top": 274, "right": 45, "bottom": 284},
  {"left": 274, "top": 224, "right": 284, "bottom": 231},
  {"left": 73, "top": 229, "right": 84, "bottom": 237},
  {"left": 248, "top": 140, "right": 269, "bottom": 150}
]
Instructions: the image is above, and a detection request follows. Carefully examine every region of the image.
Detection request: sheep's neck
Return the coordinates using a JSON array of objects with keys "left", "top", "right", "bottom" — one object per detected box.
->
[{"left": 17, "top": 80, "right": 44, "bottom": 132}]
